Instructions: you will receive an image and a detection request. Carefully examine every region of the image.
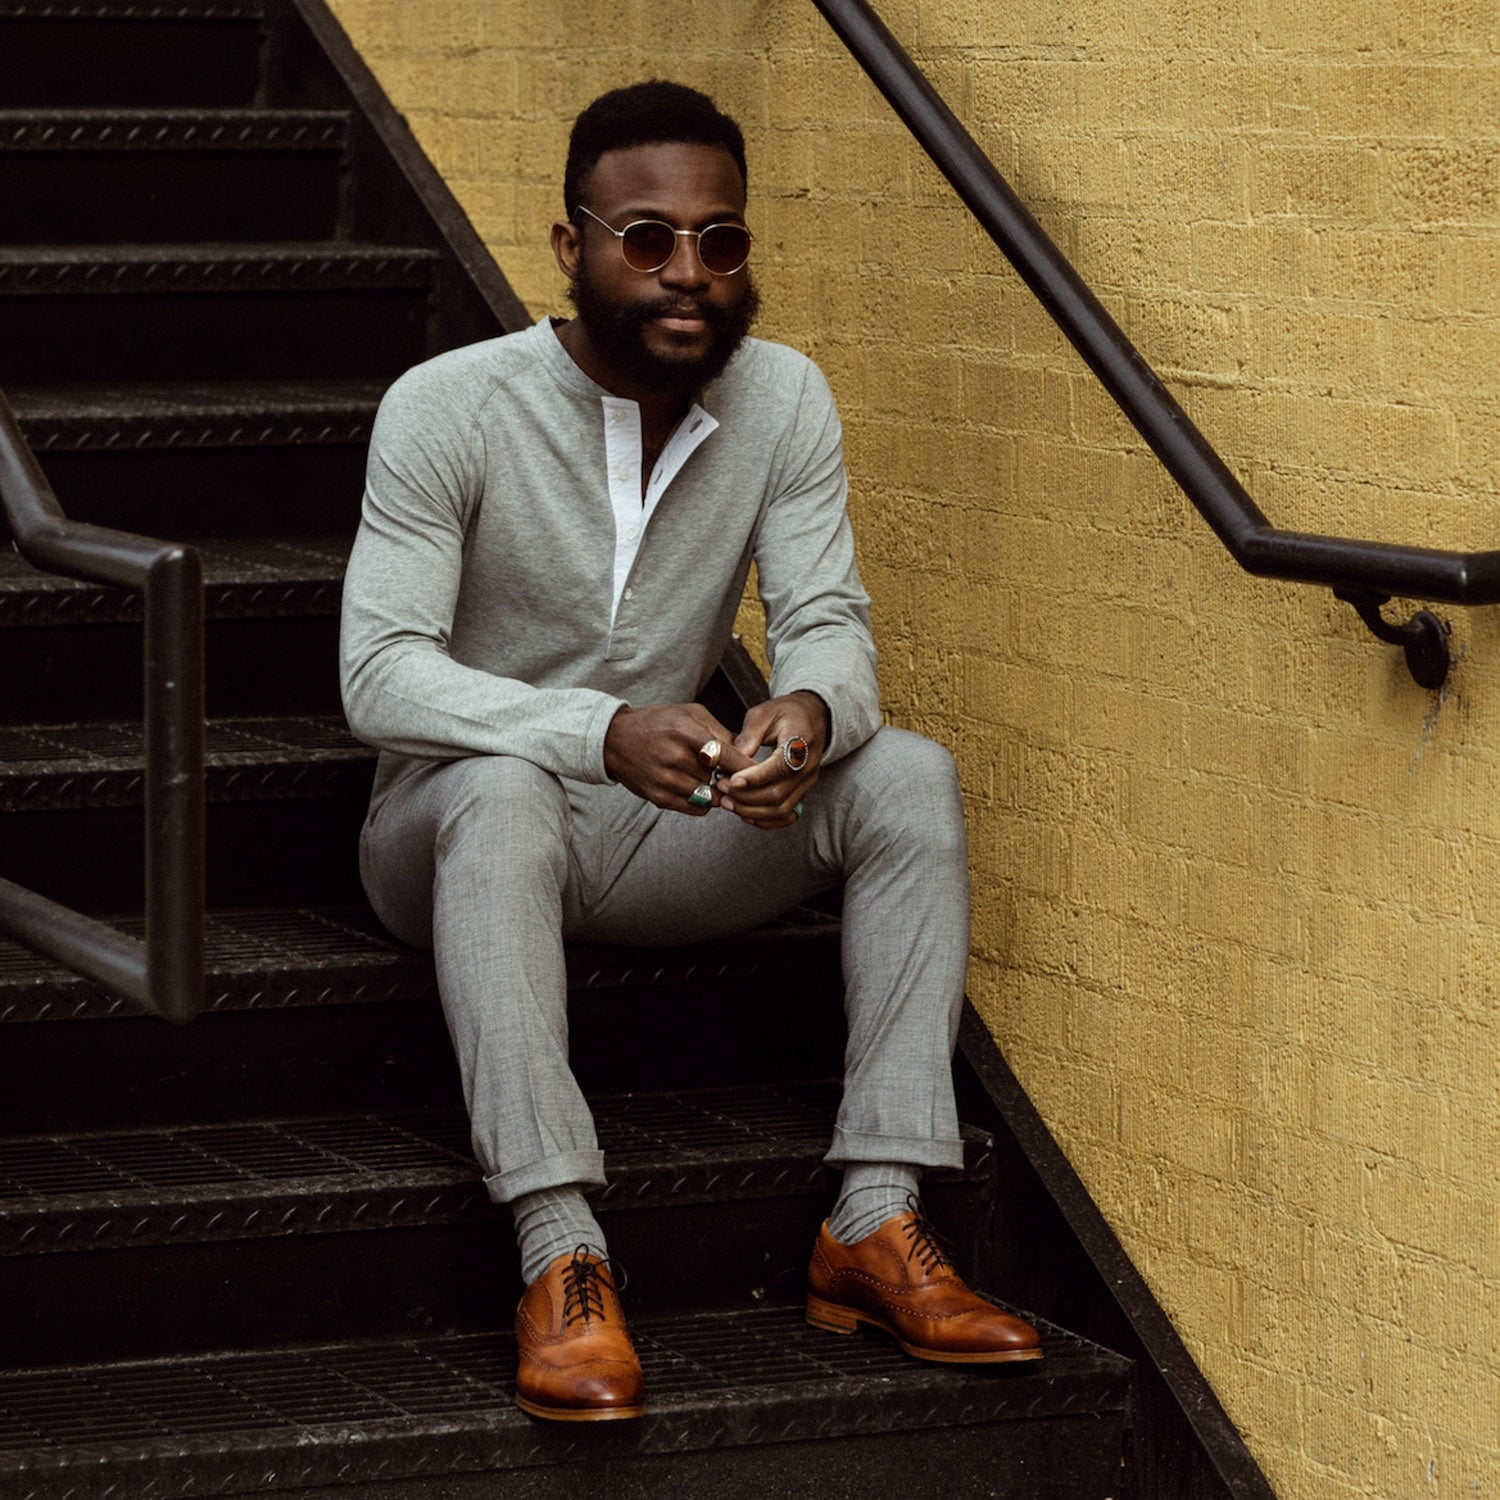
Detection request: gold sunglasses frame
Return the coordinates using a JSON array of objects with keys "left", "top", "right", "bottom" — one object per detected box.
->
[{"left": 574, "top": 204, "right": 753, "bottom": 277}]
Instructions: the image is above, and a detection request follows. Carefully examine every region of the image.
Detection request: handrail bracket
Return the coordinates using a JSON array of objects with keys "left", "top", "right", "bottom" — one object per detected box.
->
[{"left": 1333, "top": 588, "right": 1451, "bottom": 690}]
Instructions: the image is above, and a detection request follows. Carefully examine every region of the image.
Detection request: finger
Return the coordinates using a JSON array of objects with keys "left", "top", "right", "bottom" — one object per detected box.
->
[
  {"left": 722, "top": 741, "right": 822, "bottom": 797},
  {"left": 730, "top": 798, "right": 804, "bottom": 831},
  {"left": 720, "top": 756, "right": 783, "bottom": 795},
  {"left": 722, "top": 763, "right": 819, "bottom": 812},
  {"left": 715, "top": 740, "right": 757, "bottom": 774},
  {"left": 730, "top": 701, "right": 779, "bottom": 757},
  {"left": 679, "top": 779, "right": 721, "bottom": 817}
]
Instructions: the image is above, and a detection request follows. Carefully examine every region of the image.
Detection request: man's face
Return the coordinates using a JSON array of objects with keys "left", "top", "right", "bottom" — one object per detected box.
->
[{"left": 557, "top": 141, "right": 760, "bottom": 391}]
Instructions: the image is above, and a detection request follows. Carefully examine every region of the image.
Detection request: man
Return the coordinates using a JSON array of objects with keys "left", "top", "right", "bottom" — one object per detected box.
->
[{"left": 340, "top": 80, "right": 1041, "bottom": 1423}]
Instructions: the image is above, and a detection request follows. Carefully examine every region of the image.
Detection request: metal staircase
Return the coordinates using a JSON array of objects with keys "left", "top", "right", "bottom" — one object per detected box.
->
[{"left": 0, "top": 4, "right": 1135, "bottom": 1495}]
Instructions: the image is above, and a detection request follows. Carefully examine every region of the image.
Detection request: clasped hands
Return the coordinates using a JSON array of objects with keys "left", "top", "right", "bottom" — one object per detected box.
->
[{"left": 603, "top": 690, "right": 827, "bottom": 831}]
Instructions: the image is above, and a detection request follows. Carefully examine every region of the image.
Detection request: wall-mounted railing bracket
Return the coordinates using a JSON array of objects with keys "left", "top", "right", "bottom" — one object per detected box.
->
[{"left": 1333, "top": 587, "right": 1451, "bottom": 690}]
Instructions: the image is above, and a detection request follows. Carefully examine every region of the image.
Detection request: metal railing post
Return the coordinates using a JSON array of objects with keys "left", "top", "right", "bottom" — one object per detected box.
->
[{"left": 0, "top": 388, "right": 205, "bottom": 1022}]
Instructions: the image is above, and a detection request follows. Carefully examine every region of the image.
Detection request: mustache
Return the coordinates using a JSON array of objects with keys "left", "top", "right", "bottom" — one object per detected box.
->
[{"left": 634, "top": 297, "right": 734, "bottom": 327}]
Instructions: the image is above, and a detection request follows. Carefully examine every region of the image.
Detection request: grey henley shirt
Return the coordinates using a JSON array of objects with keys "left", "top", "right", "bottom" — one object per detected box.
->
[{"left": 340, "top": 318, "right": 880, "bottom": 809}]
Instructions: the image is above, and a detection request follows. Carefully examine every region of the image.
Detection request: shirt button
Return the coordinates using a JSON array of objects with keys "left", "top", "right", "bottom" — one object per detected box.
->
[
  {"left": 623, "top": 587, "right": 634, "bottom": 601},
  {"left": 627, "top": 526, "right": 639, "bottom": 541}
]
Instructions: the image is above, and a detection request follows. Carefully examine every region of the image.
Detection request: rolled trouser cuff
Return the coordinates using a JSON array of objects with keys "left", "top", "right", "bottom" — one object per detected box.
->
[
  {"left": 483, "top": 1149, "right": 607, "bottom": 1206},
  {"left": 825, "top": 1127, "right": 965, "bottom": 1175}
]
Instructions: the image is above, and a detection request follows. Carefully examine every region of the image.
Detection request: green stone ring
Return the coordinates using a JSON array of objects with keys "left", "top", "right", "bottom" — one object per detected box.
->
[{"left": 688, "top": 784, "right": 713, "bottom": 809}]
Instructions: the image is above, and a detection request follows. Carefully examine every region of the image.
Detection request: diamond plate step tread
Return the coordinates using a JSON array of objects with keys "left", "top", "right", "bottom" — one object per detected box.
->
[
  {"left": 0, "top": 1305, "right": 1131, "bottom": 1498},
  {"left": 0, "top": 244, "right": 441, "bottom": 296},
  {"left": 0, "top": 2, "right": 261, "bottom": 16},
  {"left": 0, "top": 536, "right": 348, "bottom": 626},
  {"left": 0, "top": 712, "right": 370, "bottom": 812},
  {"left": 0, "top": 904, "right": 842, "bottom": 1024},
  {"left": 0, "top": 108, "right": 347, "bottom": 151},
  {"left": 7, "top": 379, "right": 385, "bottom": 450},
  {"left": 0, "top": 1087, "right": 991, "bottom": 1255}
]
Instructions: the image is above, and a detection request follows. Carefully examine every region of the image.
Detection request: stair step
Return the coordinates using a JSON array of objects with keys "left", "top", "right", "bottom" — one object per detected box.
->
[
  {"left": 0, "top": 1308, "right": 1131, "bottom": 1500},
  {"left": 0, "top": 108, "right": 346, "bottom": 152},
  {"left": 0, "top": 904, "right": 425, "bottom": 1023},
  {"left": 0, "top": 1086, "right": 919, "bottom": 1251},
  {"left": 8, "top": 379, "right": 384, "bottom": 452},
  {"left": 0, "top": 535, "right": 347, "bottom": 627},
  {"left": 0, "top": 1090, "right": 995, "bottom": 1363},
  {"left": 0, "top": 245, "right": 441, "bottom": 386},
  {"left": 7, "top": 440, "right": 368, "bottom": 540},
  {"left": 0, "top": 903, "right": 842, "bottom": 1024},
  {"left": 0, "top": 903, "right": 846, "bottom": 1134},
  {"left": 0, "top": 5, "right": 263, "bottom": 108},
  {"left": 0, "top": 1, "right": 261, "bottom": 19},
  {"left": 0, "top": 109, "right": 349, "bottom": 243},
  {"left": 0, "top": 243, "right": 439, "bottom": 296},
  {"left": 0, "top": 712, "right": 369, "bottom": 812}
]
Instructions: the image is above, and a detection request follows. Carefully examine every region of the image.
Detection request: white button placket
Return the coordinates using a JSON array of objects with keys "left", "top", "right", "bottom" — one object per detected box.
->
[{"left": 602, "top": 396, "right": 720, "bottom": 645}]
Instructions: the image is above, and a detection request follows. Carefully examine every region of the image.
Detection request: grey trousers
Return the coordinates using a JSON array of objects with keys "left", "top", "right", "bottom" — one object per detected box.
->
[{"left": 359, "top": 726, "right": 970, "bottom": 1205}]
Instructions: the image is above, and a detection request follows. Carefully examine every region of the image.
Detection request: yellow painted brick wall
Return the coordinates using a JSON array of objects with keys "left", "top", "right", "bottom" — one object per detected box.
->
[{"left": 325, "top": 2, "right": 1500, "bottom": 1493}]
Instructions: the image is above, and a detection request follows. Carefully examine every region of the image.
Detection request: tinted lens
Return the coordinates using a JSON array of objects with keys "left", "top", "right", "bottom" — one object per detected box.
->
[
  {"left": 619, "top": 221, "right": 678, "bottom": 271},
  {"left": 698, "top": 223, "right": 752, "bottom": 274}
]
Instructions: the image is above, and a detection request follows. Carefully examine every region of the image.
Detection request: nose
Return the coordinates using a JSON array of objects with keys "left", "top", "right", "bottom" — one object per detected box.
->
[{"left": 658, "top": 232, "right": 710, "bottom": 289}]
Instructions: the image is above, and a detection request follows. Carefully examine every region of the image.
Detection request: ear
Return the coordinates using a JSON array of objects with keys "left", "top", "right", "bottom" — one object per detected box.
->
[{"left": 551, "top": 218, "right": 582, "bottom": 280}]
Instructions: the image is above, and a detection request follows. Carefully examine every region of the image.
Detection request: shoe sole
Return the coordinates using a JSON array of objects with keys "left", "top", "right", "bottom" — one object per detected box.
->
[
  {"left": 805, "top": 1292, "right": 1045, "bottom": 1364},
  {"left": 514, "top": 1394, "right": 647, "bottom": 1421}
]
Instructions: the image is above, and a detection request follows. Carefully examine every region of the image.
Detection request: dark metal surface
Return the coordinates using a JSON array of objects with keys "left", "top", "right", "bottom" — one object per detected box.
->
[
  {"left": 0, "top": 1086, "right": 985, "bottom": 1256},
  {"left": 282, "top": 0, "right": 533, "bottom": 335},
  {"left": 0, "top": 905, "right": 429, "bottom": 1022},
  {"left": 0, "top": 2, "right": 261, "bottom": 15},
  {"left": 0, "top": 246, "right": 435, "bottom": 296},
  {"left": 0, "top": 107, "right": 346, "bottom": 150},
  {"left": 9, "top": 379, "right": 384, "bottom": 450},
  {"left": 0, "top": 388, "right": 203, "bottom": 1022},
  {"left": 0, "top": 712, "right": 367, "bottom": 812},
  {"left": 0, "top": 536, "right": 347, "bottom": 626},
  {"left": 812, "top": 0, "right": 1499, "bottom": 684},
  {"left": 0, "top": 904, "right": 843, "bottom": 1023},
  {"left": 1334, "top": 589, "right": 1452, "bottom": 689},
  {"left": 0, "top": 1305, "right": 1128, "bottom": 1500}
]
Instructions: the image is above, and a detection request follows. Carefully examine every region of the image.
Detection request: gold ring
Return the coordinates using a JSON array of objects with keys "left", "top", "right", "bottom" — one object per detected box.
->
[{"left": 697, "top": 738, "right": 723, "bottom": 769}]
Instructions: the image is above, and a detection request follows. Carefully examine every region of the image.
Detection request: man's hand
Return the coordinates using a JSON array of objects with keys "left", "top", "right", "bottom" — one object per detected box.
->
[
  {"left": 717, "top": 690, "right": 829, "bottom": 831},
  {"left": 603, "top": 703, "right": 754, "bottom": 815}
]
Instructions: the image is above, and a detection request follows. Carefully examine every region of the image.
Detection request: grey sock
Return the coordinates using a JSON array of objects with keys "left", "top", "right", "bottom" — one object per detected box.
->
[
  {"left": 828, "top": 1162, "right": 922, "bottom": 1245},
  {"left": 511, "top": 1186, "right": 607, "bottom": 1285}
]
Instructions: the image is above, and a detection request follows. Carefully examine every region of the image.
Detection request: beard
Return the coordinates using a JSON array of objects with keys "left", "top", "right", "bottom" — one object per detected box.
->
[{"left": 567, "top": 252, "right": 761, "bottom": 392}]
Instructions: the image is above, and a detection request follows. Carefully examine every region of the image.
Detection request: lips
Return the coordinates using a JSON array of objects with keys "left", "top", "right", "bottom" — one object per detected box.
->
[{"left": 653, "top": 305, "right": 710, "bottom": 332}]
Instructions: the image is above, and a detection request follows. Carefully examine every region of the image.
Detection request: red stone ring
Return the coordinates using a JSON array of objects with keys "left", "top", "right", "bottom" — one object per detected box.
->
[
  {"left": 781, "top": 737, "right": 810, "bottom": 773},
  {"left": 697, "top": 738, "right": 723, "bottom": 770}
]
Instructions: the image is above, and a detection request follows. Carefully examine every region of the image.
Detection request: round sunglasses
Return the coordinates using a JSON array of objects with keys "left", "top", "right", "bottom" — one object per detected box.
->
[{"left": 574, "top": 204, "right": 752, "bottom": 277}]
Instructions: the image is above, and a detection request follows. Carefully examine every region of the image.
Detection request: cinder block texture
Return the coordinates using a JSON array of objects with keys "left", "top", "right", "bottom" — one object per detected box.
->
[{"left": 326, "top": 2, "right": 1500, "bottom": 1495}]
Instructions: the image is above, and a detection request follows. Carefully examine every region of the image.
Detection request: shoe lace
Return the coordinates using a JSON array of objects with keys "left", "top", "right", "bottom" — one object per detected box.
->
[
  {"left": 900, "top": 1196, "right": 955, "bottom": 1276},
  {"left": 561, "top": 1244, "right": 624, "bottom": 1328}
]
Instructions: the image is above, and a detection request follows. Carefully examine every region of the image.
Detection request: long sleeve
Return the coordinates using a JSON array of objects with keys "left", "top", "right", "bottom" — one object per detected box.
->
[
  {"left": 340, "top": 325, "right": 880, "bottom": 787},
  {"left": 756, "top": 361, "right": 880, "bottom": 763},
  {"left": 339, "top": 361, "right": 625, "bottom": 784}
]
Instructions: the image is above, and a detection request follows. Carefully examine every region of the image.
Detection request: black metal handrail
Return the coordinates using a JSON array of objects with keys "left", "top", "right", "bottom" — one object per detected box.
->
[
  {"left": 813, "top": 0, "right": 1499, "bottom": 688},
  {"left": 0, "top": 390, "right": 204, "bottom": 1023}
]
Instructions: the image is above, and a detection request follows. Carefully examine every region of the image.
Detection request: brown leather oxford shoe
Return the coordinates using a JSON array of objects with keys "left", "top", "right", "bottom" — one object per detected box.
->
[
  {"left": 514, "top": 1247, "right": 645, "bottom": 1421},
  {"left": 806, "top": 1208, "right": 1044, "bottom": 1364}
]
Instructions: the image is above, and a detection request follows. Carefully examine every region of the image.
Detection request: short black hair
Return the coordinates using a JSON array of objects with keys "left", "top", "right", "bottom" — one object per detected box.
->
[{"left": 564, "top": 80, "right": 748, "bottom": 216}]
